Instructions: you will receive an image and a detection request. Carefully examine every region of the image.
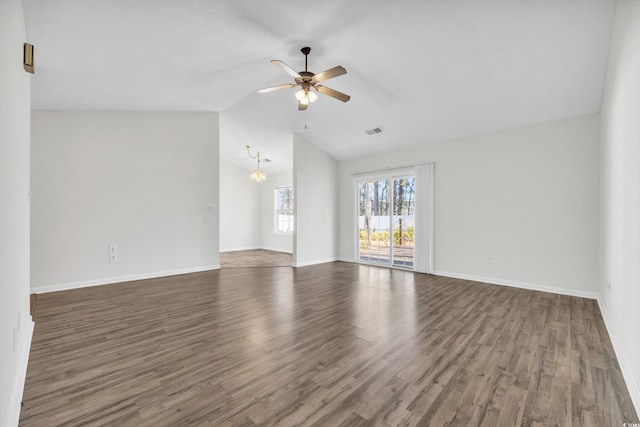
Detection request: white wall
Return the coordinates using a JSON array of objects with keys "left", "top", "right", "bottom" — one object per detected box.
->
[
  {"left": 600, "top": 0, "right": 640, "bottom": 413},
  {"left": 219, "top": 159, "right": 261, "bottom": 251},
  {"left": 260, "top": 170, "right": 294, "bottom": 253},
  {"left": 31, "top": 111, "right": 220, "bottom": 292},
  {"left": 293, "top": 133, "right": 338, "bottom": 266},
  {"left": 339, "top": 114, "right": 600, "bottom": 295},
  {"left": 0, "top": 0, "right": 33, "bottom": 425}
]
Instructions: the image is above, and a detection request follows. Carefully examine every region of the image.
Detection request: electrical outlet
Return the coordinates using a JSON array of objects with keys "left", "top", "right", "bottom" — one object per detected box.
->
[
  {"left": 486, "top": 254, "right": 493, "bottom": 264},
  {"left": 110, "top": 253, "right": 118, "bottom": 263},
  {"left": 109, "top": 244, "right": 118, "bottom": 253},
  {"left": 607, "top": 279, "right": 612, "bottom": 290}
]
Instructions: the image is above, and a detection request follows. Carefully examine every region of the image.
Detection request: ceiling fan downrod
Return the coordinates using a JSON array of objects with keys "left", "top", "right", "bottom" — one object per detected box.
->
[{"left": 301, "top": 47, "right": 311, "bottom": 72}]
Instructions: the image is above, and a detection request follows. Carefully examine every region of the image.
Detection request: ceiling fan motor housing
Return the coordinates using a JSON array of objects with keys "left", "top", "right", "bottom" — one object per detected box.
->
[{"left": 296, "top": 71, "right": 316, "bottom": 88}]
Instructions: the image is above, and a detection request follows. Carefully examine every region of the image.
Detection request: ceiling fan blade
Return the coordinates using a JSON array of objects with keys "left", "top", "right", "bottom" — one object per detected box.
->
[
  {"left": 257, "top": 83, "right": 296, "bottom": 94},
  {"left": 313, "top": 66, "right": 347, "bottom": 83},
  {"left": 298, "top": 102, "right": 308, "bottom": 111},
  {"left": 271, "top": 60, "right": 301, "bottom": 78},
  {"left": 316, "top": 85, "right": 351, "bottom": 102}
]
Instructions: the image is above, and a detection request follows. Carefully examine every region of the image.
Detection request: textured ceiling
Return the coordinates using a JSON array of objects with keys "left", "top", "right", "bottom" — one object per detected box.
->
[{"left": 24, "top": 0, "right": 615, "bottom": 173}]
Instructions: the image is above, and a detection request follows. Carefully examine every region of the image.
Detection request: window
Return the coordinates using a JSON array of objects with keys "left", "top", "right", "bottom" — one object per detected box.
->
[{"left": 275, "top": 185, "right": 294, "bottom": 233}]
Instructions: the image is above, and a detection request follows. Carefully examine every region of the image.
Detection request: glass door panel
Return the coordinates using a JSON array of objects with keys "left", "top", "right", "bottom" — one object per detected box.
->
[
  {"left": 357, "top": 175, "right": 414, "bottom": 268},
  {"left": 358, "top": 179, "right": 391, "bottom": 265},
  {"left": 392, "top": 176, "right": 414, "bottom": 268}
]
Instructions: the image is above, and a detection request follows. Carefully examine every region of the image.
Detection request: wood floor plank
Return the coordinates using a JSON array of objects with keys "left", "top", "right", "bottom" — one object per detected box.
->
[
  {"left": 20, "top": 262, "right": 639, "bottom": 426},
  {"left": 220, "top": 249, "right": 292, "bottom": 268}
]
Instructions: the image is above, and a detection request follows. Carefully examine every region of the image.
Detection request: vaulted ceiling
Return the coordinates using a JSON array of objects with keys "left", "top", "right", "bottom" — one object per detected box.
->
[{"left": 24, "top": 0, "right": 615, "bottom": 174}]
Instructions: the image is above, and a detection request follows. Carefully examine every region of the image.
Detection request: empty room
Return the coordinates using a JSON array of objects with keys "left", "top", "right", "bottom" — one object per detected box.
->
[{"left": 2, "top": 0, "right": 640, "bottom": 426}]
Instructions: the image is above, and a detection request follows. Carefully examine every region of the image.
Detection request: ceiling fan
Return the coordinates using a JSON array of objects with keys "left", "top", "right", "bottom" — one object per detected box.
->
[{"left": 258, "top": 47, "right": 350, "bottom": 110}]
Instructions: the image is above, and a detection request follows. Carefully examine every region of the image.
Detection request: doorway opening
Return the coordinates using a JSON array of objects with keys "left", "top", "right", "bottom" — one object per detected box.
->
[{"left": 218, "top": 157, "right": 294, "bottom": 268}]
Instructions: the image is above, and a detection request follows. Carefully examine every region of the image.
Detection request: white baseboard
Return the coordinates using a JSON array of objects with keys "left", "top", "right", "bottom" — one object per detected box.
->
[
  {"left": 332, "top": 263, "right": 599, "bottom": 300},
  {"left": 292, "top": 258, "right": 338, "bottom": 268},
  {"left": 433, "top": 270, "right": 599, "bottom": 300},
  {"left": 6, "top": 319, "right": 34, "bottom": 427},
  {"left": 597, "top": 298, "right": 640, "bottom": 417},
  {"left": 220, "top": 246, "right": 260, "bottom": 252},
  {"left": 220, "top": 247, "right": 293, "bottom": 255},
  {"left": 260, "top": 246, "right": 293, "bottom": 254},
  {"left": 30, "top": 265, "right": 221, "bottom": 294}
]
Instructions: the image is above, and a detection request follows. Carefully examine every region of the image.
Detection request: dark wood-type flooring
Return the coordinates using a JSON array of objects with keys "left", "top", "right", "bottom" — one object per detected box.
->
[
  {"left": 21, "top": 262, "right": 639, "bottom": 426},
  {"left": 220, "top": 249, "right": 293, "bottom": 268}
]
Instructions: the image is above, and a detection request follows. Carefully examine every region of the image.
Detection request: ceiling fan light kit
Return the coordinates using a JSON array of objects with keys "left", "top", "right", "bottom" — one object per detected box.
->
[
  {"left": 258, "top": 47, "right": 350, "bottom": 110},
  {"left": 295, "top": 88, "right": 318, "bottom": 105}
]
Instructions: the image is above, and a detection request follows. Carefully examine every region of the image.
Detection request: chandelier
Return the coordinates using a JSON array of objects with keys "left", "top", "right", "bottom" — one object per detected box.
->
[{"left": 245, "top": 145, "right": 266, "bottom": 182}]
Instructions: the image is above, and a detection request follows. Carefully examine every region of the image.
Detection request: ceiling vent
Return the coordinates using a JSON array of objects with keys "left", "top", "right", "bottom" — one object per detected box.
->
[{"left": 365, "top": 127, "right": 383, "bottom": 135}]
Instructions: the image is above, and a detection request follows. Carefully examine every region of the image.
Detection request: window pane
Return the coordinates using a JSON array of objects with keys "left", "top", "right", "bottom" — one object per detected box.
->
[{"left": 275, "top": 186, "right": 294, "bottom": 233}]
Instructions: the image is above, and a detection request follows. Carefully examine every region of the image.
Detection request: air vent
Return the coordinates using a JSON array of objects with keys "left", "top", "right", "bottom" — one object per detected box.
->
[{"left": 365, "top": 127, "right": 383, "bottom": 136}]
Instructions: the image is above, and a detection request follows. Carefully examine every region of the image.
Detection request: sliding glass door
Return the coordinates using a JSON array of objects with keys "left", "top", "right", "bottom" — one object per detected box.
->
[{"left": 357, "top": 174, "right": 415, "bottom": 268}]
